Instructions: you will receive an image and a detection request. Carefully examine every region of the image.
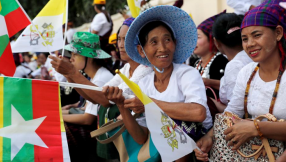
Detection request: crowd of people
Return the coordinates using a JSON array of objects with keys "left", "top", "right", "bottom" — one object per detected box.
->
[{"left": 4, "top": 0, "right": 286, "bottom": 161}]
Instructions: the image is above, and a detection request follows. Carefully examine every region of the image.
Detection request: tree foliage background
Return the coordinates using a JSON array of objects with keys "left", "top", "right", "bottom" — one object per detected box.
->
[{"left": 20, "top": 0, "right": 128, "bottom": 27}]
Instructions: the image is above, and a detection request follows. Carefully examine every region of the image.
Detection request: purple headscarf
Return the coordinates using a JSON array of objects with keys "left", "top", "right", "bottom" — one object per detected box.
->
[
  {"left": 197, "top": 10, "right": 226, "bottom": 52},
  {"left": 241, "top": 0, "right": 286, "bottom": 33},
  {"left": 123, "top": 17, "right": 135, "bottom": 27},
  {"left": 241, "top": 0, "right": 286, "bottom": 70}
]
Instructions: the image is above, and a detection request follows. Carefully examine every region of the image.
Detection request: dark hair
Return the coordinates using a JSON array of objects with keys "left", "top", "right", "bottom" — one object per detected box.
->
[
  {"left": 269, "top": 27, "right": 286, "bottom": 70},
  {"left": 280, "top": 36, "right": 286, "bottom": 70},
  {"left": 94, "top": 4, "right": 111, "bottom": 23},
  {"left": 13, "top": 53, "right": 21, "bottom": 66},
  {"left": 212, "top": 13, "right": 243, "bottom": 48},
  {"left": 138, "top": 21, "right": 175, "bottom": 47},
  {"left": 202, "top": 30, "right": 209, "bottom": 41},
  {"left": 115, "top": 26, "right": 122, "bottom": 59},
  {"left": 38, "top": 52, "right": 49, "bottom": 58}
]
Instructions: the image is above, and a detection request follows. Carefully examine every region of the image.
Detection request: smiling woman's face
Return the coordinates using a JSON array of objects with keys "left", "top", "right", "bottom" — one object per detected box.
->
[
  {"left": 241, "top": 26, "right": 282, "bottom": 63},
  {"left": 138, "top": 25, "right": 176, "bottom": 69}
]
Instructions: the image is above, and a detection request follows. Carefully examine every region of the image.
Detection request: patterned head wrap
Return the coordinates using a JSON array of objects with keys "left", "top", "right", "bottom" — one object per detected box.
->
[
  {"left": 123, "top": 17, "right": 135, "bottom": 27},
  {"left": 197, "top": 10, "right": 226, "bottom": 53},
  {"left": 241, "top": 0, "right": 286, "bottom": 70}
]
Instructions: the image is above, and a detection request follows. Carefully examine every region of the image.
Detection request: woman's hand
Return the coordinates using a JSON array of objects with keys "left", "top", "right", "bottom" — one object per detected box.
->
[
  {"left": 124, "top": 97, "right": 145, "bottom": 113},
  {"left": 62, "top": 104, "right": 73, "bottom": 110},
  {"left": 102, "top": 86, "right": 125, "bottom": 108},
  {"left": 224, "top": 118, "right": 258, "bottom": 150},
  {"left": 194, "top": 133, "right": 213, "bottom": 161},
  {"left": 210, "top": 98, "right": 226, "bottom": 113},
  {"left": 62, "top": 101, "right": 80, "bottom": 110},
  {"left": 49, "top": 55, "right": 76, "bottom": 76}
]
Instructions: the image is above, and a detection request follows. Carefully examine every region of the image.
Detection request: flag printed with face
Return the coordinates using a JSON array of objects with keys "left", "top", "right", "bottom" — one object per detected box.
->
[
  {"left": 12, "top": 0, "right": 66, "bottom": 53},
  {"left": 116, "top": 70, "right": 198, "bottom": 162},
  {"left": 0, "top": 77, "right": 70, "bottom": 162}
]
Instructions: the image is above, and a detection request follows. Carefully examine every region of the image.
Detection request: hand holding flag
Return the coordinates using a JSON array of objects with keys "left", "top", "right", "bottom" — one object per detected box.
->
[{"left": 115, "top": 70, "right": 200, "bottom": 162}]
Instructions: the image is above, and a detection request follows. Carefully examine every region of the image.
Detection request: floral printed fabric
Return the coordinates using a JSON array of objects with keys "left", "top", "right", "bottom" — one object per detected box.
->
[
  {"left": 210, "top": 113, "right": 284, "bottom": 161},
  {"left": 64, "top": 32, "right": 111, "bottom": 59}
]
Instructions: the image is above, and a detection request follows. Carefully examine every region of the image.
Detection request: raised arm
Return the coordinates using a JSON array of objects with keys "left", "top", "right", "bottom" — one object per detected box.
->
[{"left": 49, "top": 55, "right": 110, "bottom": 107}]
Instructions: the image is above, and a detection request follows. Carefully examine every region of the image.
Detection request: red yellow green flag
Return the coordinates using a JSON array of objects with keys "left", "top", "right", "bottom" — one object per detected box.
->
[
  {"left": 0, "top": 0, "right": 30, "bottom": 37},
  {"left": 0, "top": 77, "right": 67, "bottom": 161},
  {"left": 0, "top": 0, "right": 30, "bottom": 76}
]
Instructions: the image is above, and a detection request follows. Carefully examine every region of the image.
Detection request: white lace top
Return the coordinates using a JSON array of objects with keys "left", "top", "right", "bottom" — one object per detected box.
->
[
  {"left": 104, "top": 63, "right": 153, "bottom": 95},
  {"left": 225, "top": 62, "right": 286, "bottom": 120},
  {"left": 219, "top": 51, "right": 253, "bottom": 105}
]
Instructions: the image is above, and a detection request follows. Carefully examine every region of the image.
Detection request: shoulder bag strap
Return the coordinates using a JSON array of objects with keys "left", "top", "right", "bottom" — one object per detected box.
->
[
  {"left": 236, "top": 114, "right": 278, "bottom": 161},
  {"left": 205, "top": 86, "right": 218, "bottom": 101},
  {"left": 91, "top": 113, "right": 141, "bottom": 144},
  {"left": 91, "top": 119, "right": 124, "bottom": 137}
]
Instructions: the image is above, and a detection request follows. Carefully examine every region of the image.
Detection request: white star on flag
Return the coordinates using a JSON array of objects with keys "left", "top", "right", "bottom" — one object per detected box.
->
[{"left": 0, "top": 105, "right": 48, "bottom": 160}]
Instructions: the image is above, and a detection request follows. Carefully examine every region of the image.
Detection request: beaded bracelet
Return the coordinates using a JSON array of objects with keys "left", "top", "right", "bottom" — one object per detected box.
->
[{"left": 253, "top": 119, "right": 263, "bottom": 139}]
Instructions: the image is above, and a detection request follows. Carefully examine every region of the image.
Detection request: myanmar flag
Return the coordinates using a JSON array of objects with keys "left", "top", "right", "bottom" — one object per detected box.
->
[
  {"left": 0, "top": 77, "right": 69, "bottom": 162},
  {"left": 0, "top": 0, "right": 30, "bottom": 76}
]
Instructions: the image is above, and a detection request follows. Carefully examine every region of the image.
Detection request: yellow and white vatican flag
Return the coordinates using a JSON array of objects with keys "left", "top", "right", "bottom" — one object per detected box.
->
[
  {"left": 127, "top": 0, "right": 141, "bottom": 18},
  {"left": 12, "top": 0, "right": 66, "bottom": 52},
  {"left": 116, "top": 70, "right": 199, "bottom": 162}
]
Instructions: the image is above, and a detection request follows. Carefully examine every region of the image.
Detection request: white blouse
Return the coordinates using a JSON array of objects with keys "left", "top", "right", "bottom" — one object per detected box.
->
[
  {"left": 219, "top": 51, "right": 253, "bottom": 105},
  {"left": 90, "top": 13, "right": 112, "bottom": 37},
  {"left": 225, "top": 62, "right": 286, "bottom": 120},
  {"left": 86, "top": 64, "right": 152, "bottom": 116},
  {"left": 85, "top": 67, "right": 114, "bottom": 115},
  {"left": 138, "top": 63, "right": 213, "bottom": 129},
  {"left": 226, "top": 0, "right": 264, "bottom": 15}
]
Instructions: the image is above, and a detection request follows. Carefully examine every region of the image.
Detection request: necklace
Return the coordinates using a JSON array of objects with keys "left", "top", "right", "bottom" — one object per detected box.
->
[
  {"left": 196, "top": 53, "right": 217, "bottom": 76},
  {"left": 244, "top": 64, "right": 284, "bottom": 118}
]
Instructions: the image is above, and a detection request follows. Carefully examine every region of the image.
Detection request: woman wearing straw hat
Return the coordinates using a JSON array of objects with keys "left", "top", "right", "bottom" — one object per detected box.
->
[
  {"left": 195, "top": 0, "right": 286, "bottom": 161},
  {"left": 103, "top": 5, "right": 213, "bottom": 161},
  {"left": 50, "top": 19, "right": 153, "bottom": 161}
]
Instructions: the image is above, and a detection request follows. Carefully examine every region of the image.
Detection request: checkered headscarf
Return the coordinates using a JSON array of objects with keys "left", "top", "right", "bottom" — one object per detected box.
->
[
  {"left": 241, "top": 0, "right": 286, "bottom": 33},
  {"left": 241, "top": 0, "right": 286, "bottom": 70},
  {"left": 197, "top": 10, "right": 226, "bottom": 52}
]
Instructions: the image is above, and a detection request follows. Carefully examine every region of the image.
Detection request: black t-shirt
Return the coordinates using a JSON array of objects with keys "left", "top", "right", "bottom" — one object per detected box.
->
[
  {"left": 196, "top": 54, "right": 228, "bottom": 99},
  {"left": 207, "top": 54, "right": 228, "bottom": 98}
]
